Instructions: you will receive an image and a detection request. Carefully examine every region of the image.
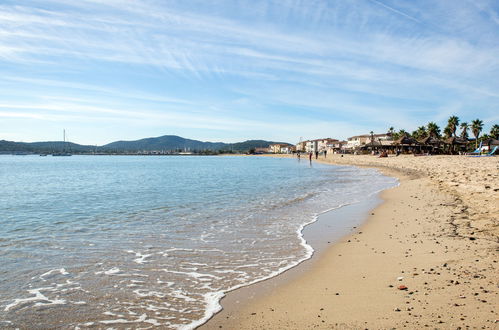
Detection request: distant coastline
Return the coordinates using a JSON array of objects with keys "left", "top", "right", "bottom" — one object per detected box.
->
[{"left": 0, "top": 135, "right": 291, "bottom": 155}]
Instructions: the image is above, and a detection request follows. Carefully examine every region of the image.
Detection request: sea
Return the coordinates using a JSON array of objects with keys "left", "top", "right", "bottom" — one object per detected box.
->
[{"left": 0, "top": 155, "right": 397, "bottom": 329}]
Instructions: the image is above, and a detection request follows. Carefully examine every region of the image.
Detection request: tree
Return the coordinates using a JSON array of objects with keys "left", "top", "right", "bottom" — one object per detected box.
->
[
  {"left": 479, "top": 134, "right": 490, "bottom": 142},
  {"left": 426, "top": 122, "right": 441, "bottom": 138},
  {"left": 490, "top": 124, "right": 499, "bottom": 139},
  {"left": 471, "top": 119, "right": 484, "bottom": 148},
  {"left": 446, "top": 116, "right": 460, "bottom": 137},
  {"left": 443, "top": 126, "right": 453, "bottom": 139},
  {"left": 412, "top": 126, "right": 427, "bottom": 140},
  {"left": 388, "top": 127, "right": 395, "bottom": 138},
  {"left": 459, "top": 122, "right": 469, "bottom": 139}
]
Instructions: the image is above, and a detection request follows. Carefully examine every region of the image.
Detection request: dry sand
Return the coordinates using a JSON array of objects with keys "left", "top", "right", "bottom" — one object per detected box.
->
[{"left": 202, "top": 154, "right": 498, "bottom": 329}]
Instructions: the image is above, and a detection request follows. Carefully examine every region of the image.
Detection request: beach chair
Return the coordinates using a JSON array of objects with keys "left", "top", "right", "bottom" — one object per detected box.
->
[
  {"left": 467, "top": 141, "right": 483, "bottom": 155},
  {"left": 485, "top": 146, "right": 498, "bottom": 156},
  {"left": 468, "top": 146, "right": 498, "bottom": 157}
]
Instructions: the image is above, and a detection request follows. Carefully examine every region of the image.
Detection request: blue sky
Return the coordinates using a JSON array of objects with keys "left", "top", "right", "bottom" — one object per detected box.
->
[{"left": 1, "top": 0, "right": 498, "bottom": 145}]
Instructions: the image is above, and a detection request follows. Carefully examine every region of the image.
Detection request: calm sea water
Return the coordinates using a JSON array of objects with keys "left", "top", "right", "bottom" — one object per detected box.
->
[{"left": 0, "top": 155, "right": 396, "bottom": 329}]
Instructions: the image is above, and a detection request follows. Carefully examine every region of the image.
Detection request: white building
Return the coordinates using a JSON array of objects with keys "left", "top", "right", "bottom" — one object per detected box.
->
[
  {"left": 345, "top": 133, "right": 393, "bottom": 150},
  {"left": 300, "top": 138, "right": 340, "bottom": 153}
]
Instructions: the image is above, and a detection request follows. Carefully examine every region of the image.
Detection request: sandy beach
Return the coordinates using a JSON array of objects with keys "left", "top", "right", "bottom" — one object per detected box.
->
[{"left": 203, "top": 154, "right": 498, "bottom": 329}]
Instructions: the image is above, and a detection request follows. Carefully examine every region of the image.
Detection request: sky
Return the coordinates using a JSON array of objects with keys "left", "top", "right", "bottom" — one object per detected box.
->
[{"left": 1, "top": 0, "right": 498, "bottom": 145}]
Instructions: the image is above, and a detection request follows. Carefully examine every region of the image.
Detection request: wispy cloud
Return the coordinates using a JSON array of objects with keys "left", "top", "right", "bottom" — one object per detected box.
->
[
  {"left": 0, "top": 76, "right": 197, "bottom": 105},
  {"left": 367, "top": 0, "right": 422, "bottom": 23},
  {"left": 0, "top": 0, "right": 497, "bottom": 143}
]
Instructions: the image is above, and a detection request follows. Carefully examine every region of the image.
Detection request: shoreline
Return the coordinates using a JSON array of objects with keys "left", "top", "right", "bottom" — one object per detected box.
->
[
  {"left": 201, "top": 161, "right": 404, "bottom": 329},
  {"left": 195, "top": 160, "right": 394, "bottom": 329},
  {"left": 200, "top": 188, "right": 388, "bottom": 329},
  {"left": 202, "top": 154, "right": 498, "bottom": 329}
]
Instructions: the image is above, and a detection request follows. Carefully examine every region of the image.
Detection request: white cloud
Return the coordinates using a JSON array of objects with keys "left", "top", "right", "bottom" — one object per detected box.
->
[
  {"left": 367, "top": 0, "right": 421, "bottom": 24},
  {"left": 0, "top": 0, "right": 497, "bottom": 143}
]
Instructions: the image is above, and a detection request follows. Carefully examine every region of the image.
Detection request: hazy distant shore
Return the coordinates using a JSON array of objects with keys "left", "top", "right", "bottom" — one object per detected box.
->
[
  {"left": 203, "top": 154, "right": 498, "bottom": 329},
  {"left": 0, "top": 135, "right": 289, "bottom": 155}
]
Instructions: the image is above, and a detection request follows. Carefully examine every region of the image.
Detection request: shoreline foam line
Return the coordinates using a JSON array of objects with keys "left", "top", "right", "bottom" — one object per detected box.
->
[
  {"left": 188, "top": 168, "right": 398, "bottom": 330},
  {"left": 204, "top": 154, "right": 498, "bottom": 329},
  {"left": 180, "top": 203, "right": 349, "bottom": 330}
]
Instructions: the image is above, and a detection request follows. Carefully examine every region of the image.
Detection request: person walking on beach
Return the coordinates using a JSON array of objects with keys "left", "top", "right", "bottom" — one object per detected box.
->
[
  {"left": 324, "top": 150, "right": 327, "bottom": 158},
  {"left": 315, "top": 150, "right": 319, "bottom": 159},
  {"left": 308, "top": 152, "right": 312, "bottom": 162}
]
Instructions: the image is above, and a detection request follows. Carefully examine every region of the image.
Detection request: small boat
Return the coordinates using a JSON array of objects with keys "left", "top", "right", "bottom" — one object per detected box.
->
[{"left": 52, "top": 129, "right": 72, "bottom": 156}]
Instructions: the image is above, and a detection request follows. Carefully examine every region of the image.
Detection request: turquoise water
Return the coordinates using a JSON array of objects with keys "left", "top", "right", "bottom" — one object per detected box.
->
[{"left": 0, "top": 155, "right": 397, "bottom": 328}]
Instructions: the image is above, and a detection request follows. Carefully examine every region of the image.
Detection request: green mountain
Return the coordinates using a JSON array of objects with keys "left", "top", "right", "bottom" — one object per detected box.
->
[
  {"left": 0, "top": 135, "right": 291, "bottom": 153},
  {"left": 228, "top": 140, "right": 280, "bottom": 152},
  {"left": 0, "top": 140, "right": 95, "bottom": 153},
  {"left": 0, "top": 140, "right": 29, "bottom": 152},
  {"left": 29, "top": 141, "right": 96, "bottom": 152},
  {"left": 102, "top": 135, "right": 226, "bottom": 152}
]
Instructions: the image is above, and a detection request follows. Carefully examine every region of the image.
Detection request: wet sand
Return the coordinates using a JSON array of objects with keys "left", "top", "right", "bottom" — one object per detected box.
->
[{"left": 203, "top": 154, "right": 498, "bottom": 329}]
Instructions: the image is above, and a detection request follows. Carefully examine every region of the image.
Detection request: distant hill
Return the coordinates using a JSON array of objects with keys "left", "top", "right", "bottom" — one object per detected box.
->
[
  {"left": 0, "top": 140, "right": 95, "bottom": 153},
  {"left": 229, "top": 140, "right": 280, "bottom": 152},
  {"left": 103, "top": 135, "right": 291, "bottom": 152},
  {"left": 0, "top": 135, "right": 291, "bottom": 153},
  {"left": 0, "top": 140, "right": 29, "bottom": 152},
  {"left": 102, "top": 135, "right": 226, "bottom": 152},
  {"left": 29, "top": 141, "right": 96, "bottom": 152}
]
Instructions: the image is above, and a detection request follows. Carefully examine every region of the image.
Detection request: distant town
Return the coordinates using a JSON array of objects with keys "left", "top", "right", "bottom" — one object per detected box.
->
[
  {"left": 263, "top": 117, "right": 498, "bottom": 156},
  {"left": 1, "top": 117, "right": 498, "bottom": 156}
]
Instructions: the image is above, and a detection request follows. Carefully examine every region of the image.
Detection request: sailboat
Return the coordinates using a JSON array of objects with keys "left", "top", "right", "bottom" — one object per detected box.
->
[{"left": 52, "top": 129, "right": 72, "bottom": 156}]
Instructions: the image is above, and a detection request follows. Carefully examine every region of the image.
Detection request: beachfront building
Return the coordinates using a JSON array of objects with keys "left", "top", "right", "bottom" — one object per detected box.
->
[
  {"left": 254, "top": 147, "right": 270, "bottom": 154},
  {"left": 269, "top": 143, "right": 293, "bottom": 154},
  {"left": 345, "top": 134, "right": 369, "bottom": 150},
  {"left": 372, "top": 133, "right": 393, "bottom": 143},
  {"left": 280, "top": 145, "right": 295, "bottom": 154},
  {"left": 269, "top": 144, "right": 280, "bottom": 153},
  {"left": 297, "top": 138, "right": 342, "bottom": 153},
  {"left": 306, "top": 139, "right": 327, "bottom": 153},
  {"left": 304, "top": 140, "right": 317, "bottom": 153},
  {"left": 296, "top": 141, "right": 307, "bottom": 152},
  {"left": 317, "top": 138, "right": 335, "bottom": 152},
  {"left": 345, "top": 133, "right": 393, "bottom": 151},
  {"left": 325, "top": 139, "right": 345, "bottom": 153}
]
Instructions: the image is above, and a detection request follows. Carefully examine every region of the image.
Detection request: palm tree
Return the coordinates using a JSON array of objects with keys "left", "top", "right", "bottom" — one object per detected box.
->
[
  {"left": 480, "top": 133, "right": 490, "bottom": 141},
  {"left": 412, "top": 126, "right": 427, "bottom": 140},
  {"left": 471, "top": 119, "right": 483, "bottom": 148},
  {"left": 490, "top": 124, "right": 499, "bottom": 139},
  {"left": 417, "top": 126, "right": 427, "bottom": 139},
  {"left": 447, "top": 116, "right": 459, "bottom": 137},
  {"left": 460, "top": 122, "right": 469, "bottom": 139},
  {"left": 443, "top": 126, "right": 453, "bottom": 139},
  {"left": 388, "top": 127, "right": 395, "bottom": 140},
  {"left": 394, "top": 129, "right": 409, "bottom": 140},
  {"left": 426, "top": 122, "right": 441, "bottom": 138}
]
